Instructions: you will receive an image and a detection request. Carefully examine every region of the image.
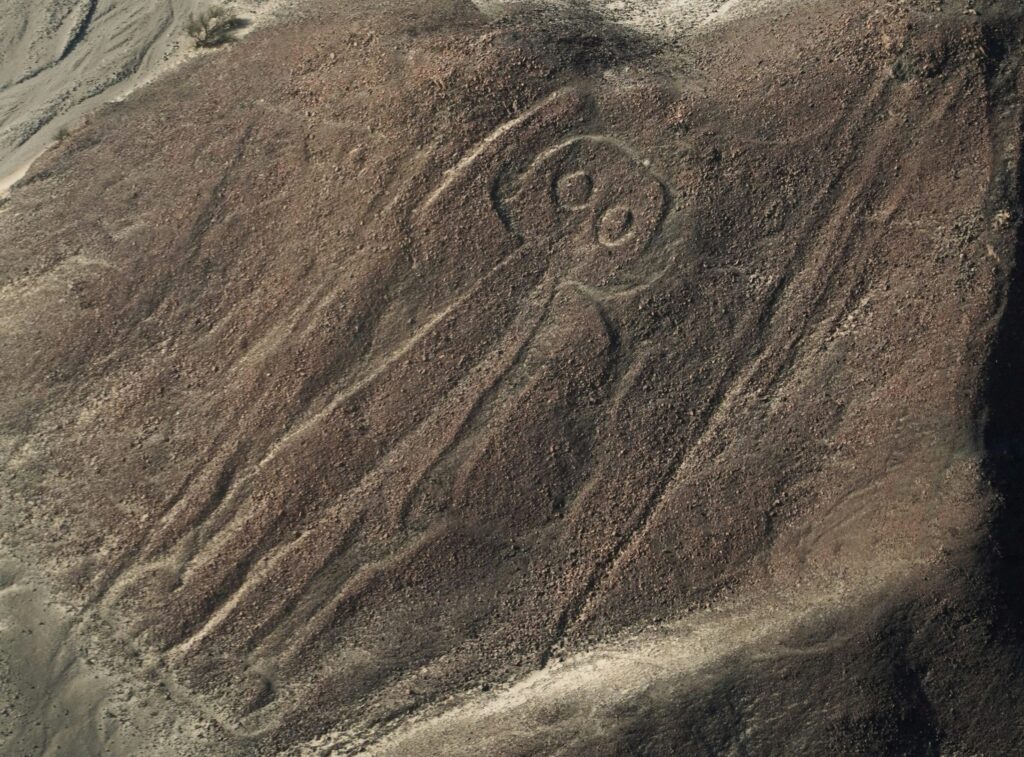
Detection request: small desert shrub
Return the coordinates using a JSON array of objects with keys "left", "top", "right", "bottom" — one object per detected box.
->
[{"left": 187, "top": 5, "right": 244, "bottom": 48}]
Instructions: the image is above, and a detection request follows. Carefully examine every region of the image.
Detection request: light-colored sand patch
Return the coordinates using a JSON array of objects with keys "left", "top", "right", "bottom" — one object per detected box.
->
[
  {"left": 473, "top": 0, "right": 795, "bottom": 35},
  {"left": 0, "top": 554, "right": 215, "bottom": 756},
  {"left": 0, "top": 0, "right": 790, "bottom": 193},
  {"left": 0, "top": 0, "right": 298, "bottom": 188},
  {"left": 0, "top": 157, "right": 36, "bottom": 197}
]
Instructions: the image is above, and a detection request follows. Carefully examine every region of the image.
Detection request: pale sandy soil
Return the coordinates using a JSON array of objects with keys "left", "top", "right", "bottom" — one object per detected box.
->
[
  {"left": 0, "top": 0, "right": 296, "bottom": 193},
  {"left": 0, "top": 0, "right": 789, "bottom": 193},
  {"left": 473, "top": 0, "right": 794, "bottom": 34},
  {"left": 0, "top": 551, "right": 217, "bottom": 755}
]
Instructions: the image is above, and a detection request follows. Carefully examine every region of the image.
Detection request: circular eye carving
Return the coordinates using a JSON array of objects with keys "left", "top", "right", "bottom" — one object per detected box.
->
[
  {"left": 555, "top": 171, "right": 593, "bottom": 210},
  {"left": 597, "top": 206, "right": 635, "bottom": 246}
]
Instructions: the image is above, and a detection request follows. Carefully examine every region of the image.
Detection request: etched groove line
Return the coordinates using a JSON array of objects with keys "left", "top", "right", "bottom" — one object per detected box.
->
[
  {"left": 240, "top": 511, "right": 376, "bottom": 654},
  {"left": 178, "top": 243, "right": 562, "bottom": 651},
  {"left": 92, "top": 445, "right": 246, "bottom": 606},
  {"left": 733, "top": 74, "right": 894, "bottom": 393},
  {"left": 417, "top": 87, "right": 588, "bottom": 215},
  {"left": 279, "top": 522, "right": 450, "bottom": 668},
  {"left": 154, "top": 454, "right": 244, "bottom": 559},
  {"left": 394, "top": 282, "right": 559, "bottom": 526},
  {"left": 143, "top": 171, "right": 553, "bottom": 630},
  {"left": 538, "top": 295, "right": 773, "bottom": 666},
  {"left": 253, "top": 227, "right": 542, "bottom": 473},
  {"left": 544, "top": 73, "right": 915, "bottom": 654},
  {"left": 162, "top": 272, "right": 552, "bottom": 643},
  {"left": 185, "top": 285, "right": 560, "bottom": 652},
  {"left": 167, "top": 510, "right": 368, "bottom": 658},
  {"left": 252, "top": 296, "right": 459, "bottom": 469}
]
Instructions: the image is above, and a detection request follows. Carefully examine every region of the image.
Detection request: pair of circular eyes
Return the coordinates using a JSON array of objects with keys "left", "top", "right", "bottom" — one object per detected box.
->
[{"left": 555, "top": 171, "right": 636, "bottom": 246}]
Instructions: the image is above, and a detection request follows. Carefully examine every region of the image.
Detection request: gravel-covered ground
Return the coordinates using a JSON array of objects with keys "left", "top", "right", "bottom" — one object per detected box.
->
[{"left": 2, "top": 0, "right": 1024, "bottom": 754}]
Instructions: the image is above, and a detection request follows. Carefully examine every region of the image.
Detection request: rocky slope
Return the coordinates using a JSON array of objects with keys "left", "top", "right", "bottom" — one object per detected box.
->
[{"left": 2, "top": 0, "right": 1024, "bottom": 754}]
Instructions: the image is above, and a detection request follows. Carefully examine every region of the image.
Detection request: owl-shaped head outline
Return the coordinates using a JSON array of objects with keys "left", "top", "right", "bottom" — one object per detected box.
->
[{"left": 495, "top": 135, "right": 669, "bottom": 284}]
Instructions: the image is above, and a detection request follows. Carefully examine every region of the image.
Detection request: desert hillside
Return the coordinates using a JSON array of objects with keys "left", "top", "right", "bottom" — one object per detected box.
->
[
  {"left": 0, "top": 0, "right": 296, "bottom": 192},
  {"left": 2, "top": 1, "right": 1024, "bottom": 754}
]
